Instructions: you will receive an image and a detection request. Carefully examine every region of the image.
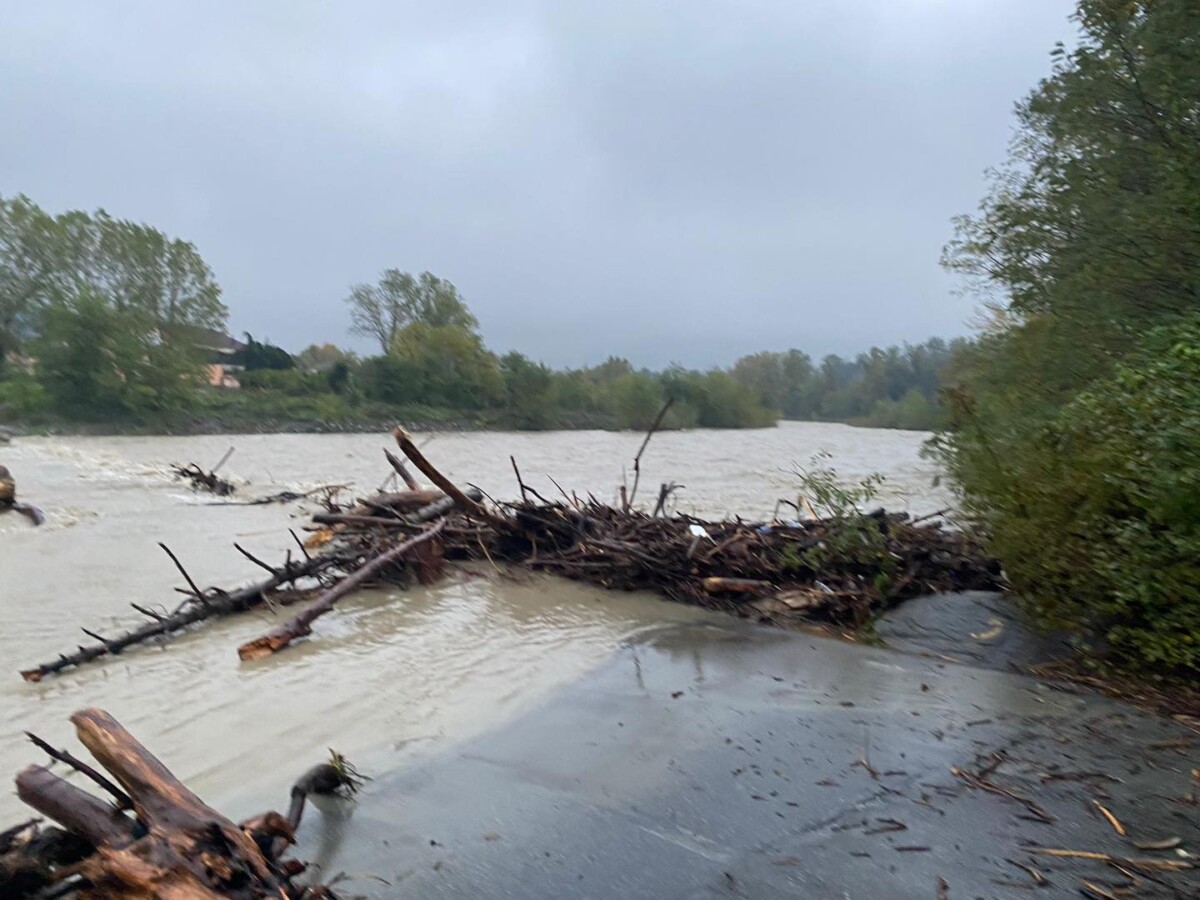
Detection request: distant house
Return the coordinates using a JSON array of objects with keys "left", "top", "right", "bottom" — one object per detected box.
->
[
  {"left": 3, "top": 352, "right": 35, "bottom": 374},
  {"left": 163, "top": 325, "right": 246, "bottom": 389},
  {"left": 204, "top": 363, "right": 241, "bottom": 389}
]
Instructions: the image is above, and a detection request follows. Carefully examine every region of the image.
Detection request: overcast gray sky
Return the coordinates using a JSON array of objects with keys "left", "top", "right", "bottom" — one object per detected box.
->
[{"left": 1, "top": 1, "right": 1077, "bottom": 367}]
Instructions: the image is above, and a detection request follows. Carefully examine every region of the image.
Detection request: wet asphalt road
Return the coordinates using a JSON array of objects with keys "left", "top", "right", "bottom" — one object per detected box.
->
[{"left": 295, "top": 600, "right": 1199, "bottom": 899}]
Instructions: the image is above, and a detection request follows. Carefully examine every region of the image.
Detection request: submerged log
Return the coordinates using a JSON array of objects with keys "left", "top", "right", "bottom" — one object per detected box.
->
[
  {"left": 21, "top": 552, "right": 342, "bottom": 682},
  {"left": 171, "top": 462, "right": 236, "bottom": 497},
  {"left": 237, "top": 519, "right": 447, "bottom": 661}
]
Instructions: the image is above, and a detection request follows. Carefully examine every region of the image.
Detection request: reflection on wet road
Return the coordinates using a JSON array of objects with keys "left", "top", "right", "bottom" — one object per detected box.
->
[{"left": 307, "top": 620, "right": 1200, "bottom": 898}]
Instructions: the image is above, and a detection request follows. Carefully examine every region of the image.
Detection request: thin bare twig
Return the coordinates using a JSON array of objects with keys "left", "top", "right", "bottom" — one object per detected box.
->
[
  {"left": 26, "top": 732, "right": 133, "bottom": 810},
  {"left": 211, "top": 446, "right": 235, "bottom": 474},
  {"left": 234, "top": 543, "right": 280, "bottom": 577},
  {"left": 157, "top": 543, "right": 205, "bottom": 601},
  {"left": 626, "top": 397, "right": 674, "bottom": 512}
]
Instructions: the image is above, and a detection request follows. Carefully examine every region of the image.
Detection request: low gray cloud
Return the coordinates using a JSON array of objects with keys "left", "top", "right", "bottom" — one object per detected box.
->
[{"left": 0, "top": 1, "right": 1077, "bottom": 366}]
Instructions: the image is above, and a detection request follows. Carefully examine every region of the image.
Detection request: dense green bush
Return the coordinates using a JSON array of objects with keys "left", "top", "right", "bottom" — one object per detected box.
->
[
  {"left": 662, "top": 367, "right": 775, "bottom": 429},
  {"left": 238, "top": 368, "right": 329, "bottom": 395},
  {"left": 932, "top": 0, "right": 1200, "bottom": 675},
  {"left": 936, "top": 318, "right": 1200, "bottom": 673},
  {"left": 36, "top": 292, "right": 200, "bottom": 417},
  {"left": 0, "top": 369, "right": 49, "bottom": 415}
]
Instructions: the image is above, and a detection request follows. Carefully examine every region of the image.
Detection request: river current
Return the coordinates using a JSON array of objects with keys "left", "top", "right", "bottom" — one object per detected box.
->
[{"left": 0, "top": 422, "right": 950, "bottom": 821}]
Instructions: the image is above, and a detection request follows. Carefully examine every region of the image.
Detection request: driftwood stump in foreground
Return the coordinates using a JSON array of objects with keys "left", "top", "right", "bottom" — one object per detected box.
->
[{"left": 8, "top": 709, "right": 353, "bottom": 898}]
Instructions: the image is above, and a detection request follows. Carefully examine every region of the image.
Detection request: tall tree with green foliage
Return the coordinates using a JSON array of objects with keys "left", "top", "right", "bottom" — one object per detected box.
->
[
  {"left": 0, "top": 195, "right": 61, "bottom": 362},
  {"left": 36, "top": 290, "right": 201, "bottom": 416},
  {"left": 933, "top": 0, "right": 1200, "bottom": 673},
  {"left": 0, "top": 194, "right": 226, "bottom": 366},
  {"left": 346, "top": 269, "right": 479, "bottom": 354}
]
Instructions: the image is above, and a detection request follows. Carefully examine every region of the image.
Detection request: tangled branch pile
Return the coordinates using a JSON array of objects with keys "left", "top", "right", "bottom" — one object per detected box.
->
[
  {"left": 477, "top": 501, "right": 996, "bottom": 627},
  {"left": 313, "top": 492, "right": 999, "bottom": 632},
  {"left": 20, "top": 426, "right": 1001, "bottom": 681}
]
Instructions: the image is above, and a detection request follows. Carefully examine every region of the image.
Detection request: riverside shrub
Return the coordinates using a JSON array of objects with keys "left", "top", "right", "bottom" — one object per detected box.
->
[{"left": 946, "top": 318, "right": 1200, "bottom": 673}]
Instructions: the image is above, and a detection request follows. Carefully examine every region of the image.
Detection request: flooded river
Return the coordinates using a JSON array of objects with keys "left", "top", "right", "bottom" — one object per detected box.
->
[{"left": 0, "top": 422, "right": 950, "bottom": 822}]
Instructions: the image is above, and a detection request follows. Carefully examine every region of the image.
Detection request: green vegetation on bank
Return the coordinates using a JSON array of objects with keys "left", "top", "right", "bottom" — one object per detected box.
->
[
  {"left": 0, "top": 195, "right": 224, "bottom": 420},
  {"left": 930, "top": 0, "right": 1200, "bottom": 675},
  {"left": 1, "top": 197, "right": 960, "bottom": 432}
]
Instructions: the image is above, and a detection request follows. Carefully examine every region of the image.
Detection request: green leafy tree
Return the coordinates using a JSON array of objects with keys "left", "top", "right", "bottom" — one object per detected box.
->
[
  {"left": 500, "top": 352, "right": 556, "bottom": 429},
  {"left": 0, "top": 195, "right": 60, "bottom": 363},
  {"left": 1, "top": 194, "right": 226, "bottom": 367},
  {"left": 390, "top": 321, "right": 502, "bottom": 408},
  {"left": 604, "top": 371, "right": 667, "bottom": 430},
  {"left": 347, "top": 269, "right": 479, "bottom": 354},
  {"left": 661, "top": 367, "right": 774, "bottom": 429},
  {"left": 36, "top": 290, "right": 200, "bottom": 416},
  {"left": 731, "top": 352, "right": 786, "bottom": 413},
  {"left": 933, "top": 0, "right": 1200, "bottom": 673}
]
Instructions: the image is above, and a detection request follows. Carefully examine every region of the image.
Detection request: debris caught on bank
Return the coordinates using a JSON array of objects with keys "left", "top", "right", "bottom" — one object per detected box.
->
[
  {"left": 3, "top": 708, "right": 356, "bottom": 898},
  {"left": 20, "top": 424, "right": 1002, "bottom": 681}
]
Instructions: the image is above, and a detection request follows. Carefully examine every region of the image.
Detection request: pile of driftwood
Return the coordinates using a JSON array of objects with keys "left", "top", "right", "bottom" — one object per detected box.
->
[
  {"left": 171, "top": 447, "right": 237, "bottom": 497},
  {"left": 3, "top": 709, "right": 356, "bottom": 898},
  {"left": 461, "top": 498, "right": 994, "bottom": 626},
  {"left": 299, "top": 430, "right": 997, "bottom": 631},
  {"left": 20, "top": 427, "right": 1000, "bottom": 681}
]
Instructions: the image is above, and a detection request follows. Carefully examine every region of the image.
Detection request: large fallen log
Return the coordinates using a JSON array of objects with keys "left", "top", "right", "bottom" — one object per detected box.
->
[
  {"left": 0, "top": 818, "right": 91, "bottom": 898},
  {"left": 238, "top": 519, "right": 447, "bottom": 661},
  {"left": 312, "top": 487, "right": 483, "bottom": 531},
  {"left": 4, "top": 709, "right": 355, "bottom": 898},
  {"left": 392, "top": 426, "right": 495, "bottom": 522},
  {"left": 384, "top": 447, "right": 420, "bottom": 490},
  {"left": 362, "top": 488, "right": 444, "bottom": 513},
  {"left": 21, "top": 552, "right": 342, "bottom": 682},
  {"left": 16, "top": 766, "right": 137, "bottom": 850}
]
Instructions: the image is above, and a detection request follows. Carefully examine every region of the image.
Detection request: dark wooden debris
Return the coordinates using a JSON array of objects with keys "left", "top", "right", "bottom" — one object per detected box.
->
[
  {"left": 2, "top": 709, "right": 355, "bottom": 898},
  {"left": 20, "top": 425, "right": 1001, "bottom": 680},
  {"left": 171, "top": 462, "right": 236, "bottom": 497}
]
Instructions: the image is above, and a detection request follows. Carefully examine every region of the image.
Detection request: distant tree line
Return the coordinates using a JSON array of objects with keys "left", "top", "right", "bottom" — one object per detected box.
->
[
  {"left": 1, "top": 194, "right": 961, "bottom": 431},
  {"left": 325, "top": 268, "right": 961, "bottom": 430},
  {"left": 728, "top": 340, "right": 965, "bottom": 430}
]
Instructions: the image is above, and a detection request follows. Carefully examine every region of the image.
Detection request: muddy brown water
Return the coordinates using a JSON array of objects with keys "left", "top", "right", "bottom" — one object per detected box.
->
[{"left": 0, "top": 422, "right": 950, "bottom": 822}]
